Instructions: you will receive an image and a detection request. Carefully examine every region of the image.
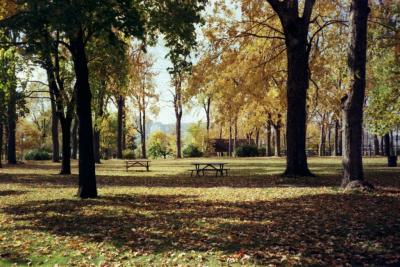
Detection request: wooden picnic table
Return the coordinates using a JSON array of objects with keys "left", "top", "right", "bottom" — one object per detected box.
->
[
  {"left": 125, "top": 160, "right": 151, "bottom": 172},
  {"left": 190, "top": 162, "right": 229, "bottom": 177}
]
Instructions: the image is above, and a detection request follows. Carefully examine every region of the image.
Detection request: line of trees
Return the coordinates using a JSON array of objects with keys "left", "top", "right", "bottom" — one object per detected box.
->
[
  {"left": 1, "top": 0, "right": 399, "bottom": 197},
  {"left": 0, "top": 0, "right": 207, "bottom": 198}
]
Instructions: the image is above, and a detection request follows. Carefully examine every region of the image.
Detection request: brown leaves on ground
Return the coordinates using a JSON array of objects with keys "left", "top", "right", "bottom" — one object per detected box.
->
[{"left": 0, "top": 158, "right": 399, "bottom": 266}]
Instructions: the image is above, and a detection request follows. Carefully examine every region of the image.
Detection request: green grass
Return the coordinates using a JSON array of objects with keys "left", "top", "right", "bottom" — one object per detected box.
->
[{"left": 0, "top": 157, "right": 399, "bottom": 266}]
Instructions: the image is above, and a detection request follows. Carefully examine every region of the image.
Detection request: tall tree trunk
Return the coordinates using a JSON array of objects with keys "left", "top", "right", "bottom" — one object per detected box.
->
[
  {"left": 319, "top": 118, "right": 326, "bottom": 156},
  {"left": 50, "top": 100, "right": 60, "bottom": 162},
  {"left": 7, "top": 79, "right": 17, "bottom": 165},
  {"left": 283, "top": 31, "right": 312, "bottom": 176},
  {"left": 229, "top": 121, "right": 232, "bottom": 157},
  {"left": 122, "top": 113, "right": 126, "bottom": 151},
  {"left": 141, "top": 106, "right": 146, "bottom": 159},
  {"left": 72, "top": 117, "right": 78, "bottom": 160},
  {"left": 373, "top": 135, "right": 380, "bottom": 155},
  {"left": 60, "top": 118, "right": 72, "bottom": 175},
  {"left": 384, "top": 133, "right": 390, "bottom": 157},
  {"left": 117, "top": 95, "right": 124, "bottom": 159},
  {"left": 327, "top": 124, "right": 332, "bottom": 156},
  {"left": 174, "top": 80, "right": 183, "bottom": 159},
  {"left": 4, "top": 125, "right": 7, "bottom": 161},
  {"left": 265, "top": 0, "right": 316, "bottom": 177},
  {"left": 205, "top": 97, "right": 211, "bottom": 137},
  {"left": 233, "top": 119, "right": 238, "bottom": 156},
  {"left": 70, "top": 30, "right": 97, "bottom": 198},
  {"left": 93, "top": 129, "right": 101, "bottom": 163},
  {"left": 176, "top": 113, "right": 182, "bottom": 158},
  {"left": 266, "top": 116, "right": 272, "bottom": 156},
  {"left": 390, "top": 131, "right": 395, "bottom": 156},
  {"left": 255, "top": 128, "right": 260, "bottom": 148},
  {"left": 334, "top": 119, "right": 340, "bottom": 156},
  {"left": 93, "top": 96, "right": 104, "bottom": 164},
  {"left": 341, "top": 0, "right": 370, "bottom": 188},
  {"left": 273, "top": 125, "right": 281, "bottom": 157}
]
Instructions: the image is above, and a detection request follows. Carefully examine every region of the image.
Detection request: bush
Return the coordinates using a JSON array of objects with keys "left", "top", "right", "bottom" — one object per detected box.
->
[
  {"left": 235, "top": 145, "right": 259, "bottom": 157},
  {"left": 258, "top": 147, "right": 266, "bottom": 156},
  {"left": 148, "top": 143, "right": 172, "bottom": 159},
  {"left": 24, "top": 149, "right": 51, "bottom": 161},
  {"left": 122, "top": 149, "right": 135, "bottom": 159},
  {"left": 183, "top": 144, "right": 203, "bottom": 158}
]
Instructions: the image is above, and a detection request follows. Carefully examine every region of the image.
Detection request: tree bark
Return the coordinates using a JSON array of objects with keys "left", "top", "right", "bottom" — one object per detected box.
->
[
  {"left": 141, "top": 103, "right": 146, "bottom": 159},
  {"left": 341, "top": 0, "right": 370, "bottom": 188},
  {"left": 373, "top": 134, "right": 380, "bottom": 155},
  {"left": 327, "top": 123, "right": 332, "bottom": 156},
  {"left": 176, "top": 114, "right": 182, "bottom": 158},
  {"left": 334, "top": 119, "right": 340, "bottom": 156},
  {"left": 122, "top": 112, "right": 126, "bottom": 151},
  {"left": 273, "top": 125, "right": 281, "bottom": 157},
  {"left": 50, "top": 100, "right": 60, "bottom": 162},
  {"left": 284, "top": 45, "right": 310, "bottom": 174},
  {"left": 255, "top": 127, "right": 260, "bottom": 148},
  {"left": 93, "top": 90, "right": 104, "bottom": 164},
  {"left": 229, "top": 122, "right": 233, "bottom": 157},
  {"left": 117, "top": 95, "right": 124, "bottom": 159},
  {"left": 70, "top": 30, "right": 97, "bottom": 198},
  {"left": 233, "top": 119, "right": 238, "bottom": 156},
  {"left": 72, "top": 117, "right": 78, "bottom": 160},
  {"left": 0, "top": 122, "right": 3, "bottom": 168},
  {"left": 43, "top": 39, "right": 74, "bottom": 174},
  {"left": 205, "top": 97, "right": 211, "bottom": 137},
  {"left": 384, "top": 133, "right": 390, "bottom": 157},
  {"left": 93, "top": 129, "right": 101, "bottom": 163},
  {"left": 266, "top": 0, "right": 315, "bottom": 176},
  {"left": 174, "top": 78, "right": 183, "bottom": 159},
  {"left": 266, "top": 115, "right": 272, "bottom": 156},
  {"left": 319, "top": 115, "right": 326, "bottom": 156},
  {"left": 7, "top": 78, "right": 17, "bottom": 165},
  {"left": 390, "top": 131, "right": 395, "bottom": 156},
  {"left": 60, "top": 118, "right": 72, "bottom": 174}
]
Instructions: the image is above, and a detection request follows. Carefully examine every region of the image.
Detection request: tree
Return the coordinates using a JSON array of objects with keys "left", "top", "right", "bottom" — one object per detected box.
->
[
  {"left": 365, "top": 1, "right": 400, "bottom": 163},
  {"left": 0, "top": 31, "right": 18, "bottom": 165},
  {"left": 169, "top": 56, "right": 191, "bottom": 159},
  {"left": 263, "top": 0, "right": 316, "bottom": 176},
  {"left": 128, "top": 48, "right": 158, "bottom": 159},
  {"left": 2, "top": 0, "right": 207, "bottom": 198},
  {"left": 88, "top": 34, "right": 127, "bottom": 163},
  {"left": 148, "top": 131, "right": 173, "bottom": 159},
  {"left": 341, "top": 0, "right": 370, "bottom": 188}
]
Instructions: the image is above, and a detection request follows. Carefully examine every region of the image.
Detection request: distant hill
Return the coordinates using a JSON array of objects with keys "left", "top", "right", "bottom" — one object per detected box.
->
[{"left": 148, "top": 122, "right": 194, "bottom": 136}]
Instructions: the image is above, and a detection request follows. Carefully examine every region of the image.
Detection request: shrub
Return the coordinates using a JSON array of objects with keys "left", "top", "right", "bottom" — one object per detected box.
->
[
  {"left": 122, "top": 149, "right": 135, "bottom": 159},
  {"left": 258, "top": 147, "right": 266, "bottom": 156},
  {"left": 24, "top": 149, "right": 51, "bottom": 161},
  {"left": 183, "top": 144, "right": 203, "bottom": 158},
  {"left": 235, "top": 145, "right": 259, "bottom": 157},
  {"left": 148, "top": 143, "right": 172, "bottom": 159}
]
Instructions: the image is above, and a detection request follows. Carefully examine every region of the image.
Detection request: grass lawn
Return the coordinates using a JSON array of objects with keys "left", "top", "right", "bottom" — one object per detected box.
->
[{"left": 0, "top": 157, "right": 399, "bottom": 266}]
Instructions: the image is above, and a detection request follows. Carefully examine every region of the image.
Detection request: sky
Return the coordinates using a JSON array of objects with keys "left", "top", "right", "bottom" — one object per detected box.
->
[{"left": 147, "top": 42, "right": 205, "bottom": 125}]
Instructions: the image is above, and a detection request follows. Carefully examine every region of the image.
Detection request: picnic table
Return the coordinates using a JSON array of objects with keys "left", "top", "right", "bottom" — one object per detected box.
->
[
  {"left": 125, "top": 160, "right": 151, "bottom": 172},
  {"left": 190, "top": 162, "right": 229, "bottom": 177}
]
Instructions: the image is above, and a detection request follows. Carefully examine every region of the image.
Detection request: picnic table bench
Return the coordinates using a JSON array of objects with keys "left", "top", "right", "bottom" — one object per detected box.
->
[
  {"left": 189, "top": 162, "right": 229, "bottom": 177},
  {"left": 125, "top": 160, "right": 151, "bottom": 172}
]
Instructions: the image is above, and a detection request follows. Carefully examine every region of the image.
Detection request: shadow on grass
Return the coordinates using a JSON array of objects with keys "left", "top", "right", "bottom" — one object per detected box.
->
[
  {"left": 0, "top": 172, "right": 344, "bottom": 189},
  {"left": 0, "top": 190, "right": 27, "bottom": 197},
  {"left": 3, "top": 193, "right": 400, "bottom": 265},
  {"left": 1, "top": 168, "right": 400, "bottom": 189}
]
